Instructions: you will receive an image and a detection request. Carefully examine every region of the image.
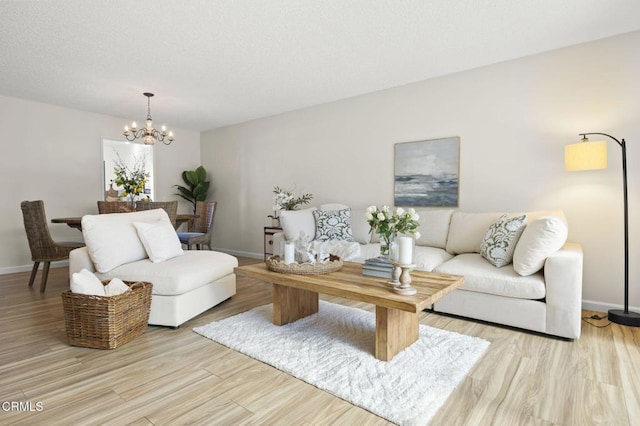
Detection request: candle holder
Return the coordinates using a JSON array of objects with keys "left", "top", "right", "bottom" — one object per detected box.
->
[
  {"left": 392, "top": 263, "right": 417, "bottom": 296},
  {"left": 386, "top": 263, "right": 402, "bottom": 288}
]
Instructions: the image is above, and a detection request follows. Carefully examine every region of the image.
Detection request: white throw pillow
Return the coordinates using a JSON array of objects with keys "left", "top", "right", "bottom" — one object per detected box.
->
[
  {"left": 480, "top": 214, "right": 527, "bottom": 267},
  {"left": 415, "top": 209, "right": 454, "bottom": 249},
  {"left": 104, "top": 278, "right": 130, "bottom": 296},
  {"left": 525, "top": 209, "right": 568, "bottom": 225},
  {"left": 446, "top": 212, "right": 503, "bottom": 254},
  {"left": 133, "top": 220, "right": 184, "bottom": 263},
  {"left": 513, "top": 216, "right": 568, "bottom": 276},
  {"left": 82, "top": 209, "right": 168, "bottom": 273},
  {"left": 70, "top": 268, "right": 105, "bottom": 296},
  {"left": 349, "top": 208, "right": 372, "bottom": 245},
  {"left": 279, "top": 207, "right": 318, "bottom": 241}
]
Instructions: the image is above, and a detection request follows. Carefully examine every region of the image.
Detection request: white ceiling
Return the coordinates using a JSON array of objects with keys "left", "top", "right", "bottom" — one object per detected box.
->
[{"left": 1, "top": 0, "right": 640, "bottom": 132}]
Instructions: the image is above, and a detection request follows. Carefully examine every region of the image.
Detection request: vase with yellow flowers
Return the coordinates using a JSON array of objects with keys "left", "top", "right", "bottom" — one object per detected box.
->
[{"left": 112, "top": 154, "right": 150, "bottom": 209}]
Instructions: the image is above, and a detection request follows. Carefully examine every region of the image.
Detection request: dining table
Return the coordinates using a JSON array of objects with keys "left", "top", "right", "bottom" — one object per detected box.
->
[
  {"left": 51, "top": 214, "right": 198, "bottom": 231},
  {"left": 51, "top": 217, "right": 83, "bottom": 230}
]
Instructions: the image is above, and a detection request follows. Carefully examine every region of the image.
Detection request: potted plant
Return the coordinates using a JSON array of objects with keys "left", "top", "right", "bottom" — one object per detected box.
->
[
  {"left": 269, "top": 186, "right": 313, "bottom": 226},
  {"left": 174, "top": 166, "right": 210, "bottom": 213}
]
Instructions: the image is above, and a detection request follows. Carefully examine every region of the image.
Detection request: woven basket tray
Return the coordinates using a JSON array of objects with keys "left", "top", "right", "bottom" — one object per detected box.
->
[
  {"left": 266, "top": 255, "right": 343, "bottom": 275},
  {"left": 61, "top": 281, "right": 152, "bottom": 350}
]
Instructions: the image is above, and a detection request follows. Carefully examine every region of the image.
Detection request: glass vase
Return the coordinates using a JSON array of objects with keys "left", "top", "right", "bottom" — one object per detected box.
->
[
  {"left": 126, "top": 196, "right": 137, "bottom": 212},
  {"left": 378, "top": 232, "right": 396, "bottom": 259}
]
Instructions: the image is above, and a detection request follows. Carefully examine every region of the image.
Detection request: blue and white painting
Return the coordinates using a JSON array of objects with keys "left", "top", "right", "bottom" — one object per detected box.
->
[{"left": 394, "top": 137, "right": 459, "bottom": 207}]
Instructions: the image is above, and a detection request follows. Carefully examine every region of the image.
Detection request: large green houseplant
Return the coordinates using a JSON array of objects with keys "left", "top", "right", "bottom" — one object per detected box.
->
[{"left": 174, "top": 166, "right": 210, "bottom": 213}]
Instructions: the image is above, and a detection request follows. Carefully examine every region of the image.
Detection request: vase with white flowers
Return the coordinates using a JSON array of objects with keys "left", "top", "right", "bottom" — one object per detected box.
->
[
  {"left": 365, "top": 206, "right": 420, "bottom": 258},
  {"left": 269, "top": 186, "right": 313, "bottom": 226},
  {"left": 393, "top": 207, "right": 421, "bottom": 238}
]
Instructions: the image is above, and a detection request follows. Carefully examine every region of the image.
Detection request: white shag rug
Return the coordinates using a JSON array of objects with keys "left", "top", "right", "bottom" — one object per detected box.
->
[{"left": 194, "top": 301, "right": 489, "bottom": 425}]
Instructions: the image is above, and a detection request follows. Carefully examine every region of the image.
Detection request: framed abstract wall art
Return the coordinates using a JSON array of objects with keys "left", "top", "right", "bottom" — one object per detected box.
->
[{"left": 394, "top": 137, "right": 460, "bottom": 207}]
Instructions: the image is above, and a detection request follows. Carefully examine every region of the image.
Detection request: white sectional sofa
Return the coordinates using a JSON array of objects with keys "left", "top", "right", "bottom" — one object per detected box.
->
[
  {"left": 274, "top": 204, "right": 583, "bottom": 339},
  {"left": 69, "top": 209, "right": 237, "bottom": 328}
]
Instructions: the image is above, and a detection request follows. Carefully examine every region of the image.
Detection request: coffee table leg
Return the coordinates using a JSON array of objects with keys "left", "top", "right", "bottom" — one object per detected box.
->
[
  {"left": 272, "top": 283, "right": 319, "bottom": 326},
  {"left": 375, "top": 306, "right": 419, "bottom": 361}
]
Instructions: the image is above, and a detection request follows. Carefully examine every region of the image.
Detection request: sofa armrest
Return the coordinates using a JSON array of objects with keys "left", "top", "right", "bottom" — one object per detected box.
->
[
  {"left": 69, "top": 247, "right": 96, "bottom": 277},
  {"left": 272, "top": 232, "right": 286, "bottom": 257},
  {"left": 544, "top": 242, "right": 583, "bottom": 339}
]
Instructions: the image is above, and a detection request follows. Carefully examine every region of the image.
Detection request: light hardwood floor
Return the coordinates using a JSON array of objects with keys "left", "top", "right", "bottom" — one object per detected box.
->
[{"left": 1, "top": 258, "right": 639, "bottom": 425}]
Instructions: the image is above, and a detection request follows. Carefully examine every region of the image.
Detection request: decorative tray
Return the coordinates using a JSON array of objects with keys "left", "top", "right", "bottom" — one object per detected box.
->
[{"left": 266, "top": 255, "right": 343, "bottom": 275}]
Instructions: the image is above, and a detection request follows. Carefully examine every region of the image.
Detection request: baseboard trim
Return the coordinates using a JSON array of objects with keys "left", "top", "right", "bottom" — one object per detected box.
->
[
  {"left": 582, "top": 299, "right": 640, "bottom": 315},
  {"left": 0, "top": 260, "right": 69, "bottom": 276},
  {"left": 212, "top": 247, "right": 263, "bottom": 260}
]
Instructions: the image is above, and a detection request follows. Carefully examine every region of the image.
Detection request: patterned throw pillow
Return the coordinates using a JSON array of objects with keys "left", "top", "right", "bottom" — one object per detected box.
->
[
  {"left": 480, "top": 214, "right": 527, "bottom": 267},
  {"left": 313, "top": 209, "right": 355, "bottom": 242}
]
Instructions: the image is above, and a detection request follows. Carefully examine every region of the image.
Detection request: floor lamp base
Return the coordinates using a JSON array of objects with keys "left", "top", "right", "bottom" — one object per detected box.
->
[{"left": 608, "top": 309, "right": 640, "bottom": 327}]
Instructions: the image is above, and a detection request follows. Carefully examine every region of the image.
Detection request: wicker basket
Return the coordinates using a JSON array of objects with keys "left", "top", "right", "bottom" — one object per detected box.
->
[
  {"left": 61, "top": 281, "right": 152, "bottom": 349},
  {"left": 266, "top": 255, "right": 343, "bottom": 275}
]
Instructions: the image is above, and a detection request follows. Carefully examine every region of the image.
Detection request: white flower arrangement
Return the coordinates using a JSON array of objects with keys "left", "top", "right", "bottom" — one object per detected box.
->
[
  {"left": 269, "top": 186, "right": 314, "bottom": 220},
  {"left": 365, "top": 206, "right": 421, "bottom": 253}
]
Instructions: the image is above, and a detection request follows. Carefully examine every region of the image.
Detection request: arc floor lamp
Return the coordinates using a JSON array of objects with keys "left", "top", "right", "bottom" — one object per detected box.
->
[{"left": 565, "top": 132, "right": 639, "bottom": 327}]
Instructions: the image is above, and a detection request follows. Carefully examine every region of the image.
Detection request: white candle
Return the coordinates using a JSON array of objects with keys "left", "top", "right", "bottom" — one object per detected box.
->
[
  {"left": 284, "top": 241, "right": 295, "bottom": 265},
  {"left": 398, "top": 236, "right": 413, "bottom": 265}
]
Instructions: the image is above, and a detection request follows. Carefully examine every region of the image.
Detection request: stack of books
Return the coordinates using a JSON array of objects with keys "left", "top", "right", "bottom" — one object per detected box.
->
[{"left": 362, "top": 257, "right": 394, "bottom": 278}]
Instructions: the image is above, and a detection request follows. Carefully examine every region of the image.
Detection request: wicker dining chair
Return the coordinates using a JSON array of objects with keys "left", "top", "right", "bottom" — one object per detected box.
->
[
  {"left": 97, "top": 200, "right": 134, "bottom": 214},
  {"left": 177, "top": 201, "right": 217, "bottom": 250},
  {"left": 20, "top": 200, "right": 85, "bottom": 293},
  {"left": 135, "top": 201, "right": 178, "bottom": 229}
]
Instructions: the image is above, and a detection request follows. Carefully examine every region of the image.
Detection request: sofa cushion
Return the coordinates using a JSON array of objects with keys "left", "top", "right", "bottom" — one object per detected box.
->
[
  {"left": 82, "top": 209, "right": 168, "bottom": 273},
  {"left": 280, "top": 207, "right": 318, "bottom": 241},
  {"left": 349, "top": 208, "right": 372, "bottom": 245},
  {"left": 414, "top": 246, "right": 454, "bottom": 272},
  {"left": 415, "top": 208, "right": 454, "bottom": 249},
  {"left": 445, "top": 212, "right": 503, "bottom": 254},
  {"left": 479, "top": 214, "right": 527, "bottom": 267},
  {"left": 133, "top": 219, "right": 184, "bottom": 263},
  {"left": 94, "top": 251, "right": 238, "bottom": 296},
  {"left": 313, "top": 209, "right": 354, "bottom": 242},
  {"left": 434, "top": 253, "right": 546, "bottom": 300},
  {"left": 513, "top": 216, "right": 568, "bottom": 276}
]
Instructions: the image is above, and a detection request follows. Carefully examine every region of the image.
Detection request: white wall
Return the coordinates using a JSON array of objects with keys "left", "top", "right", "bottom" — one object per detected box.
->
[
  {"left": 201, "top": 31, "right": 640, "bottom": 311},
  {"left": 0, "top": 95, "right": 202, "bottom": 273}
]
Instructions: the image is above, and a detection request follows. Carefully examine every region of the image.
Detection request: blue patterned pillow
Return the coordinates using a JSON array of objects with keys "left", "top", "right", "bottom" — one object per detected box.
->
[
  {"left": 313, "top": 209, "right": 355, "bottom": 242},
  {"left": 480, "top": 214, "right": 527, "bottom": 267}
]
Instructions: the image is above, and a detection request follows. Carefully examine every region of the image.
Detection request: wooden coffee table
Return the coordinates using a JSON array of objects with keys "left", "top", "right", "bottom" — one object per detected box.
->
[{"left": 234, "top": 262, "right": 464, "bottom": 361}]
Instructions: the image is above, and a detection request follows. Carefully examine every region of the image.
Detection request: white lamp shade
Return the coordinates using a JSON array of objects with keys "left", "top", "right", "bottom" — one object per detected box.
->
[{"left": 565, "top": 140, "right": 607, "bottom": 171}]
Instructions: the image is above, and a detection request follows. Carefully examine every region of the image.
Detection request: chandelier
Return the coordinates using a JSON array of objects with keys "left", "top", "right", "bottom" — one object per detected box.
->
[{"left": 123, "top": 92, "right": 174, "bottom": 145}]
